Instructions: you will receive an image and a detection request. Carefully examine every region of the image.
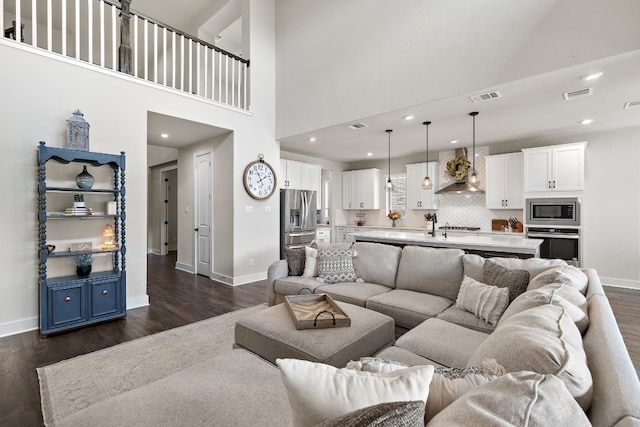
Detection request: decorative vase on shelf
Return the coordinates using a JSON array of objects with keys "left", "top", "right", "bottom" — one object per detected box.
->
[
  {"left": 392, "top": 219, "right": 397, "bottom": 228},
  {"left": 75, "top": 165, "right": 95, "bottom": 189},
  {"left": 76, "top": 165, "right": 96, "bottom": 189},
  {"left": 76, "top": 265, "right": 92, "bottom": 277}
]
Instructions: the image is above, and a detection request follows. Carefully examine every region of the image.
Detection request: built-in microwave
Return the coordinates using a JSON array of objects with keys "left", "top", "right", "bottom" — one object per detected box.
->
[{"left": 526, "top": 198, "right": 580, "bottom": 226}]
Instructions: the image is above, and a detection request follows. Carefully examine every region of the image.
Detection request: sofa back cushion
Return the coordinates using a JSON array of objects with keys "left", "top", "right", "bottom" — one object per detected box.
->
[
  {"left": 352, "top": 242, "right": 402, "bottom": 289},
  {"left": 499, "top": 283, "right": 589, "bottom": 334},
  {"left": 463, "top": 254, "right": 567, "bottom": 283},
  {"left": 467, "top": 304, "right": 592, "bottom": 410},
  {"left": 395, "top": 246, "right": 464, "bottom": 301},
  {"left": 527, "top": 264, "right": 588, "bottom": 295},
  {"left": 427, "top": 372, "right": 591, "bottom": 427}
]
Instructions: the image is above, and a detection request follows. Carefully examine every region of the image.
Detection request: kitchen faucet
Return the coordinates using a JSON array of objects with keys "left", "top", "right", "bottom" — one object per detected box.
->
[
  {"left": 424, "top": 213, "right": 437, "bottom": 237},
  {"left": 443, "top": 222, "right": 449, "bottom": 239}
]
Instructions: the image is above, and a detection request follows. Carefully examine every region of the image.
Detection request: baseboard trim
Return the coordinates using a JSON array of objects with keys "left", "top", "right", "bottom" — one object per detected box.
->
[
  {"left": 231, "top": 271, "right": 268, "bottom": 286},
  {"left": 601, "top": 276, "right": 640, "bottom": 290},
  {"left": 126, "top": 294, "right": 150, "bottom": 309},
  {"left": 175, "top": 263, "right": 194, "bottom": 273},
  {"left": 0, "top": 316, "right": 38, "bottom": 338}
]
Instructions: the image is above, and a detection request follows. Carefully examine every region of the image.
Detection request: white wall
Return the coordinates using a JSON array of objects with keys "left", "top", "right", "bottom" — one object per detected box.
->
[{"left": 0, "top": 0, "right": 277, "bottom": 336}]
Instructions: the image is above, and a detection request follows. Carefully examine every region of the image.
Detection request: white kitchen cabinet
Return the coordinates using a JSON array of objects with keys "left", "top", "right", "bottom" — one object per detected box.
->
[
  {"left": 336, "top": 226, "right": 347, "bottom": 243},
  {"left": 342, "top": 169, "right": 380, "bottom": 209},
  {"left": 280, "top": 159, "right": 322, "bottom": 209},
  {"left": 315, "top": 228, "right": 331, "bottom": 243},
  {"left": 406, "top": 162, "right": 439, "bottom": 209},
  {"left": 522, "top": 142, "right": 586, "bottom": 192},
  {"left": 485, "top": 153, "right": 524, "bottom": 209}
]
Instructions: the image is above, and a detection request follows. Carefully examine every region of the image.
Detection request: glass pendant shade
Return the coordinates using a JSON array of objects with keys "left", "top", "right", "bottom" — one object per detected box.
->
[
  {"left": 422, "top": 176, "right": 432, "bottom": 190},
  {"left": 469, "top": 112, "right": 479, "bottom": 187},
  {"left": 422, "top": 121, "right": 432, "bottom": 190},
  {"left": 385, "top": 129, "right": 394, "bottom": 192}
]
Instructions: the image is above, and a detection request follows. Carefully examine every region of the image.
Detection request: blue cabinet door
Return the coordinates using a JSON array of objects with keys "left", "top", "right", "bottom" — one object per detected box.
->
[
  {"left": 90, "top": 277, "right": 119, "bottom": 317},
  {"left": 50, "top": 282, "right": 86, "bottom": 326}
]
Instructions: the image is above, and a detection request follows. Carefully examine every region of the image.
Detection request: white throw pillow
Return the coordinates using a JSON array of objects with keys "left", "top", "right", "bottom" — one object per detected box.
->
[
  {"left": 527, "top": 265, "right": 588, "bottom": 294},
  {"left": 276, "top": 358, "right": 434, "bottom": 427},
  {"left": 302, "top": 246, "right": 318, "bottom": 277},
  {"left": 456, "top": 276, "right": 509, "bottom": 326}
]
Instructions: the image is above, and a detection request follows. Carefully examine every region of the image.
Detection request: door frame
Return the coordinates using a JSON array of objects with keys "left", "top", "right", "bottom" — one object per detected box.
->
[
  {"left": 193, "top": 149, "right": 214, "bottom": 277},
  {"left": 158, "top": 165, "right": 178, "bottom": 256}
]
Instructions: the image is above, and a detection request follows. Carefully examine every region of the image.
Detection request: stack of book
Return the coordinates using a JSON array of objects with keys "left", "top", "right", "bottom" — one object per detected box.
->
[{"left": 65, "top": 207, "right": 93, "bottom": 216}]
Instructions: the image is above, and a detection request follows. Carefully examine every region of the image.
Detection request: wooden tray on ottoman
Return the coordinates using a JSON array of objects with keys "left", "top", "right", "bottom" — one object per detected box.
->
[{"left": 284, "top": 294, "right": 351, "bottom": 330}]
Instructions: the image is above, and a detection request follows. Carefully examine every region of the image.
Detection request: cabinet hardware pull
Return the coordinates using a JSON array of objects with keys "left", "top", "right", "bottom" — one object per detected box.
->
[
  {"left": 548, "top": 181, "right": 551, "bottom": 188},
  {"left": 64, "top": 297, "right": 71, "bottom": 302},
  {"left": 102, "top": 290, "right": 108, "bottom": 295},
  {"left": 552, "top": 180, "right": 556, "bottom": 188}
]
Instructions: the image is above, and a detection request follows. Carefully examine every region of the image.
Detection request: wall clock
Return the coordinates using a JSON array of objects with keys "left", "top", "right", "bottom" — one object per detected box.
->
[{"left": 243, "top": 154, "right": 278, "bottom": 200}]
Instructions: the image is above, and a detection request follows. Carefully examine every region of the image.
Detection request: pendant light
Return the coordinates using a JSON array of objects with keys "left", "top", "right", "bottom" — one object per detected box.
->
[
  {"left": 421, "top": 121, "right": 433, "bottom": 190},
  {"left": 469, "top": 112, "right": 479, "bottom": 187},
  {"left": 385, "top": 129, "right": 394, "bottom": 192}
]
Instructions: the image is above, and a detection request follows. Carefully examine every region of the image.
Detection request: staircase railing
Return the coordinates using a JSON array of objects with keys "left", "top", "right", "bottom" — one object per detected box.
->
[{"left": 1, "top": 0, "right": 250, "bottom": 110}]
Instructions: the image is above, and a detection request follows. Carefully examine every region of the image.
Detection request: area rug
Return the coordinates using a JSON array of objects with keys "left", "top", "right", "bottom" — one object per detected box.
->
[{"left": 38, "top": 304, "right": 267, "bottom": 426}]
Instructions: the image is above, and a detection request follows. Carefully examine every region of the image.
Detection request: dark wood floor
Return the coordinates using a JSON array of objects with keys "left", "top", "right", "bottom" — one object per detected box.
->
[{"left": 0, "top": 252, "right": 638, "bottom": 426}]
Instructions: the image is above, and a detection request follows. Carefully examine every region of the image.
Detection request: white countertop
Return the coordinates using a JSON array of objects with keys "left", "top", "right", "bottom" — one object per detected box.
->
[
  {"left": 351, "top": 230, "right": 542, "bottom": 255},
  {"left": 335, "top": 224, "right": 524, "bottom": 237}
]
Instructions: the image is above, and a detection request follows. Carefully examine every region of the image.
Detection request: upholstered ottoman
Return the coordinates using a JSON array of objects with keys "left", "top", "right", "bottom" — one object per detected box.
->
[{"left": 234, "top": 301, "right": 395, "bottom": 367}]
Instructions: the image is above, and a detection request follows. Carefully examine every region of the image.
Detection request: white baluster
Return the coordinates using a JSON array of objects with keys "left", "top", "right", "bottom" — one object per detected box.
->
[
  {"left": 171, "top": 31, "right": 176, "bottom": 88},
  {"left": 133, "top": 14, "right": 138, "bottom": 76},
  {"left": 32, "top": 0, "right": 37, "bottom": 47},
  {"left": 15, "top": 0, "right": 21, "bottom": 44},
  {"left": 180, "top": 34, "right": 185, "bottom": 91},
  {"left": 99, "top": 0, "right": 104, "bottom": 66},
  {"left": 61, "top": 0, "right": 66, "bottom": 55},
  {"left": 111, "top": 4, "right": 116, "bottom": 70},
  {"left": 153, "top": 22, "right": 157, "bottom": 83},
  {"left": 196, "top": 42, "right": 200, "bottom": 96},
  {"left": 231, "top": 57, "right": 235, "bottom": 106},
  {"left": 143, "top": 19, "right": 148, "bottom": 80},
  {"left": 75, "top": 0, "right": 79, "bottom": 58},
  {"left": 88, "top": 0, "right": 92, "bottom": 63},
  {"left": 217, "top": 50, "right": 222, "bottom": 102},
  {"left": 188, "top": 39, "right": 192, "bottom": 94},
  {"left": 203, "top": 47, "right": 208, "bottom": 98}
]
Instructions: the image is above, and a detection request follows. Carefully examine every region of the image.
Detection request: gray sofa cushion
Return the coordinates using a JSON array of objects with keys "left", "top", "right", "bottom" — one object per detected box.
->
[
  {"left": 482, "top": 260, "right": 530, "bottom": 304},
  {"left": 352, "top": 242, "right": 402, "bottom": 289},
  {"left": 366, "top": 289, "right": 452, "bottom": 329},
  {"left": 395, "top": 318, "right": 489, "bottom": 367},
  {"left": 427, "top": 371, "right": 591, "bottom": 427},
  {"left": 436, "top": 306, "right": 496, "bottom": 334},
  {"left": 395, "top": 246, "right": 464, "bottom": 301},
  {"left": 315, "top": 282, "right": 391, "bottom": 307},
  {"left": 467, "top": 304, "right": 592, "bottom": 410},
  {"left": 463, "top": 254, "right": 567, "bottom": 283},
  {"left": 527, "top": 264, "right": 589, "bottom": 294},
  {"left": 374, "top": 346, "right": 445, "bottom": 368},
  {"left": 283, "top": 246, "right": 306, "bottom": 276}
]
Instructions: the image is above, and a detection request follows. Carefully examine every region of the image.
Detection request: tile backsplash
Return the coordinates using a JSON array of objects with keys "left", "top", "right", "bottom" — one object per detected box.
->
[{"left": 338, "top": 146, "right": 524, "bottom": 230}]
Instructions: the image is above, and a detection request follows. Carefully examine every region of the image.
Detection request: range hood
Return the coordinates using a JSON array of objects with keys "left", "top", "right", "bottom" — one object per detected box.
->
[{"left": 435, "top": 148, "right": 485, "bottom": 194}]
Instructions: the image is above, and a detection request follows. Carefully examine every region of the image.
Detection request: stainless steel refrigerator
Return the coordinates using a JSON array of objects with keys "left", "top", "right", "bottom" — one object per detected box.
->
[{"left": 280, "top": 189, "right": 317, "bottom": 258}]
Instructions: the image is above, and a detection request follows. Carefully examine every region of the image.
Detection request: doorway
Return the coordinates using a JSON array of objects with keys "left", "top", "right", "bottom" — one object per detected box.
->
[
  {"left": 194, "top": 150, "right": 213, "bottom": 277},
  {"left": 160, "top": 168, "right": 178, "bottom": 256}
]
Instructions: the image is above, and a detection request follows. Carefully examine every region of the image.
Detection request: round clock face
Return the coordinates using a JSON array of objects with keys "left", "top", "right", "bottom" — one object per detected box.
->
[{"left": 243, "top": 160, "right": 277, "bottom": 200}]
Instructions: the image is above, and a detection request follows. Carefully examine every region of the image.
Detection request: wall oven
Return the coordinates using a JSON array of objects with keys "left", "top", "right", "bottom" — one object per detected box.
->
[
  {"left": 526, "top": 198, "right": 580, "bottom": 226},
  {"left": 526, "top": 227, "right": 580, "bottom": 266}
]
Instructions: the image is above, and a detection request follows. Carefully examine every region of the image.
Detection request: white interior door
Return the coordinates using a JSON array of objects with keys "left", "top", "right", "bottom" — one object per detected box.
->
[{"left": 195, "top": 152, "right": 212, "bottom": 276}]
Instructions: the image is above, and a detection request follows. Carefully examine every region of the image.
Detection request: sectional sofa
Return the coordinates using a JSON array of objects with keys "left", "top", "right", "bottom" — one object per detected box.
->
[{"left": 267, "top": 241, "right": 640, "bottom": 426}]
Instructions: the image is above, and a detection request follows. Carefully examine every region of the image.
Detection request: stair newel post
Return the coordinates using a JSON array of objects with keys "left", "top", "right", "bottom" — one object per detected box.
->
[{"left": 119, "top": 0, "right": 133, "bottom": 75}]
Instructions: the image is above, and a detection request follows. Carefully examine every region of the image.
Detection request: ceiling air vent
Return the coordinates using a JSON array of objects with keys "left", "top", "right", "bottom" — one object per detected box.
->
[
  {"left": 346, "top": 123, "right": 368, "bottom": 130},
  {"left": 624, "top": 101, "right": 640, "bottom": 109},
  {"left": 469, "top": 90, "right": 502, "bottom": 103},
  {"left": 563, "top": 87, "right": 593, "bottom": 101}
]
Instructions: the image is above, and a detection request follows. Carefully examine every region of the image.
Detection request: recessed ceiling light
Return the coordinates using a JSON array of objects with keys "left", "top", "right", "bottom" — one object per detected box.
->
[
  {"left": 308, "top": 137, "right": 317, "bottom": 142},
  {"left": 403, "top": 115, "right": 415, "bottom": 121},
  {"left": 450, "top": 139, "right": 458, "bottom": 144},
  {"left": 580, "top": 119, "right": 594, "bottom": 125},
  {"left": 581, "top": 72, "right": 603, "bottom": 81},
  {"left": 366, "top": 152, "right": 373, "bottom": 157},
  {"left": 160, "top": 133, "right": 169, "bottom": 138}
]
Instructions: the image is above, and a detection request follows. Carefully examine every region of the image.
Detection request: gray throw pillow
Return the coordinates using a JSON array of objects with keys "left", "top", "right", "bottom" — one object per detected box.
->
[
  {"left": 483, "top": 260, "right": 530, "bottom": 303},
  {"left": 283, "top": 246, "right": 306, "bottom": 276},
  {"left": 317, "top": 248, "right": 358, "bottom": 284},
  {"left": 315, "top": 401, "right": 425, "bottom": 427}
]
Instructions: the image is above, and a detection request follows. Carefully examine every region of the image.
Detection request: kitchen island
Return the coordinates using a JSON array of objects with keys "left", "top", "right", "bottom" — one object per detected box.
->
[{"left": 352, "top": 230, "right": 543, "bottom": 258}]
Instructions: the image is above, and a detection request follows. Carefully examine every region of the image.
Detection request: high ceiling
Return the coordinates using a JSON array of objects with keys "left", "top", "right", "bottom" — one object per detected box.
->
[{"left": 137, "top": 1, "right": 640, "bottom": 163}]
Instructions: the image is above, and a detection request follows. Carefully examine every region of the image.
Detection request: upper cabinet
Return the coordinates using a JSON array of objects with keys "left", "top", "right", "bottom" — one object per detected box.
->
[
  {"left": 485, "top": 153, "right": 523, "bottom": 209},
  {"left": 280, "top": 159, "right": 322, "bottom": 209},
  {"left": 522, "top": 142, "right": 586, "bottom": 193},
  {"left": 342, "top": 168, "right": 380, "bottom": 210},
  {"left": 406, "top": 162, "right": 439, "bottom": 209}
]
